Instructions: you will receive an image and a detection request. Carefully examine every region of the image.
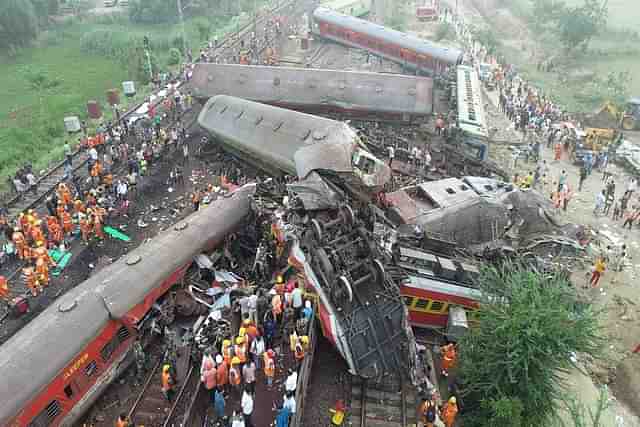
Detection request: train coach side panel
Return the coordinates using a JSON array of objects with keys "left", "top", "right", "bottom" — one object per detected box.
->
[{"left": 191, "top": 64, "right": 434, "bottom": 118}]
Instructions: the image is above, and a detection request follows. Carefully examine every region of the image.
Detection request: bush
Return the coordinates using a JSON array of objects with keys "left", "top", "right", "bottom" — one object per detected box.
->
[
  {"left": 435, "top": 22, "right": 453, "bottom": 41},
  {"left": 168, "top": 47, "right": 182, "bottom": 65}
]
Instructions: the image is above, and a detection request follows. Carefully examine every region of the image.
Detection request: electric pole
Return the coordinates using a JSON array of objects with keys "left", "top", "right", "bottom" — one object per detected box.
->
[{"left": 177, "top": 0, "right": 188, "bottom": 56}]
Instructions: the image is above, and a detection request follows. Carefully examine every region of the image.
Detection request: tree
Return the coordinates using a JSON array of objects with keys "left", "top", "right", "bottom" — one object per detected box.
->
[
  {"left": 458, "top": 265, "right": 604, "bottom": 427},
  {"left": 557, "top": 0, "right": 608, "bottom": 52},
  {"left": 0, "top": 0, "right": 39, "bottom": 53},
  {"left": 194, "top": 17, "right": 211, "bottom": 41},
  {"left": 528, "top": 0, "right": 565, "bottom": 35},
  {"left": 129, "top": 0, "right": 177, "bottom": 24}
]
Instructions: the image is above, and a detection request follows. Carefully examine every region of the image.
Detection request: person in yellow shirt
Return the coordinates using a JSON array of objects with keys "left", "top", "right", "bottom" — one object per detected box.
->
[{"left": 590, "top": 257, "right": 606, "bottom": 287}]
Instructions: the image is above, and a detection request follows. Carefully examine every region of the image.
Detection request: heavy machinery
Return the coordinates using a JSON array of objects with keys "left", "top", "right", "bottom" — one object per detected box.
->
[{"left": 621, "top": 98, "right": 640, "bottom": 130}]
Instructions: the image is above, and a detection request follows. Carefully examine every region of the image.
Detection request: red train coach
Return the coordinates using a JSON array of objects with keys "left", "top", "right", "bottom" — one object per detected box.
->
[
  {"left": 0, "top": 187, "right": 253, "bottom": 427},
  {"left": 312, "top": 7, "right": 463, "bottom": 76},
  {"left": 395, "top": 245, "right": 482, "bottom": 328}
]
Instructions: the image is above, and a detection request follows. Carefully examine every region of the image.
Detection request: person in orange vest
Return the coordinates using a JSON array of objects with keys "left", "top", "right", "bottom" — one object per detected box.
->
[
  {"left": 47, "top": 218, "right": 63, "bottom": 246},
  {"left": 115, "top": 413, "right": 130, "bottom": 427},
  {"left": 30, "top": 220, "right": 45, "bottom": 244},
  {"left": 263, "top": 349, "right": 276, "bottom": 387},
  {"left": 222, "top": 339, "right": 233, "bottom": 365},
  {"left": 235, "top": 336, "right": 248, "bottom": 365},
  {"left": 216, "top": 354, "right": 229, "bottom": 392},
  {"left": 22, "top": 266, "right": 40, "bottom": 297},
  {"left": 161, "top": 364, "right": 176, "bottom": 401},
  {"left": 418, "top": 395, "right": 438, "bottom": 427},
  {"left": 92, "top": 210, "right": 105, "bottom": 240},
  {"left": 33, "top": 241, "right": 54, "bottom": 267},
  {"left": 58, "top": 183, "right": 72, "bottom": 206},
  {"left": 0, "top": 276, "right": 10, "bottom": 302},
  {"left": 18, "top": 213, "right": 29, "bottom": 234},
  {"left": 35, "top": 257, "right": 50, "bottom": 288},
  {"left": 244, "top": 318, "right": 258, "bottom": 343},
  {"left": 62, "top": 210, "right": 74, "bottom": 236},
  {"left": 201, "top": 351, "right": 217, "bottom": 396},
  {"left": 440, "top": 396, "right": 458, "bottom": 427},
  {"left": 73, "top": 199, "right": 86, "bottom": 215},
  {"left": 271, "top": 289, "right": 283, "bottom": 325},
  {"left": 440, "top": 343, "right": 457, "bottom": 377},
  {"left": 229, "top": 356, "right": 243, "bottom": 394},
  {"left": 78, "top": 213, "right": 91, "bottom": 243},
  {"left": 56, "top": 202, "right": 66, "bottom": 222},
  {"left": 294, "top": 338, "right": 305, "bottom": 368},
  {"left": 12, "top": 228, "right": 27, "bottom": 260}
]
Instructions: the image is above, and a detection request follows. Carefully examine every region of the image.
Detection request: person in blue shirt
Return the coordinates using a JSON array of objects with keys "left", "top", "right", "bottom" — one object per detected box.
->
[
  {"left": 275, "top": 405, "right": 291, "bottom": 427},
  {"left": 214, "top": 387, "right": 225, "bottom": 421},
  {"left": 302, "top": 300, "right": 313, "bottom": 320}
]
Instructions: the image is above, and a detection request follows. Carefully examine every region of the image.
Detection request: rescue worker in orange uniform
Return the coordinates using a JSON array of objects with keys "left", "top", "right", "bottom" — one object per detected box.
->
[
  {"left": 263, "top": 349, "right": 276, "bottom": 387},
  {"left": 78, "top": 213, "right": 91, "bottom": 244},
  {"left": 161, "top": 364, "right": 176, "bottom": 401},
  {"left": 235, "top": 336, "right": 248, "bottom": 365},
  {"left": 58, "top": 183, "right": 72, "bottom": 206},
  {"left": 115, "top": 413, "right": 130, "bottom": 427},
  {"left": 18, "top": 213, "right": 29, "bottom": 235},
  {"left": 30, "top": 220, "right": 45, "bottom": 244},
  {"left": 35, "top": 257, "right": 50, "bottom": 288},
  {"left": 33, "top": 241, "right": 54, "bottom": 267},
  {"left": 215, "top": 354, "right": 229, "bottom": 392},
  {"left": 441, "top": 343, "right": 457, "bottom": 377},
  {"left": 73, "top": 199, "right": 86, "bottom": 215},
  {"left": 62, "top": 210, "right": 74, "bottom": 236},
  {"left": 12, "top": 228, "right": 27, "bottom": 260},
  {"left": 22, "top": 266, "right": 40, "bottom": 297},
  {"left": 47, "top": 217, "right": 63, "bottom": 246},
  {"left": 222, "top": 339, "right": 233, "bottom": 365},
  {"left": 92, "top": 210, "right": 105, "bottom": 240},
  {"left": 271, "top": 289, "right": 283, "bottom": 324},
  {"left": 0, "top": 275, "right": 10, "bottom": 302},
  {"left": 440, "top": 396, "right": 458, "bottom": 427},
  {"left": 229, "top": 356, "right": 242, "bottom": 394},
  {"left": 294, "top": 337, "right": 305, "bottom": 368},
  {"left": 57, "top": 202, "right": 66, "bottom": 222}
]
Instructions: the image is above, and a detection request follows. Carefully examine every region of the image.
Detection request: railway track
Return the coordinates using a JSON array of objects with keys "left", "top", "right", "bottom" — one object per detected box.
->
[
  {"left": 349, "top": 375, "right": 418, "bottom": 427},
  {"left": 2, "top": 0, "right": 296, "bottom": 220},
  {"left": 128, "top": 344, "right": 197, "bottom": 427}
]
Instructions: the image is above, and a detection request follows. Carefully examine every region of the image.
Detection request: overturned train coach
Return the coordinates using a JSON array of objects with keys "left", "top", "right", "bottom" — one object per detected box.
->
[
  {"left": 0, "top": 188, "right": 253, "bottom": 427},
  {"left": 312, "top": 7, "right": 462, "bottom": 76},
  {"left": 190, "top": 64, "right": 434, "bottom": 123},
  {"left": 198, "top": 95, "right": 391, "bottom": 195}
]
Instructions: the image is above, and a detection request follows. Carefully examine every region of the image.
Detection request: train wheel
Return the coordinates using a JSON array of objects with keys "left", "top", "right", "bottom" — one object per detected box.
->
[
  {"left": 311, "top": 218, "right": 324, "bottom": 242},
  {"left": 315, "top": 247, "right": 335, "bottom": 283},
  {"left": 372, "top": 259, "right": 386, "bottom": 286},
  {"left": 337, "top": 275, "right": 354, "bottom": 303}
]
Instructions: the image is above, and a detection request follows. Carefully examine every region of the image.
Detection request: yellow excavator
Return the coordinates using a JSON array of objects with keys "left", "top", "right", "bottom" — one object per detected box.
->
[{"left": 592, "top": 100, "right": 640, "bottom": 130}]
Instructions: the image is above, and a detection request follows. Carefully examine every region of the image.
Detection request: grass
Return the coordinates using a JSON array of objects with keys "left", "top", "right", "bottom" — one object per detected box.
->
[{"left": 0, "top": 5, "right": 269, "bottom": 193}]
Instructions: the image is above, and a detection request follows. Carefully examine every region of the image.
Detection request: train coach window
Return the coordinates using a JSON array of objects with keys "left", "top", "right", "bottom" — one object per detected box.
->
[
  {"left": 29, "top": 400, "right": 61, "bottom": 427},
  {"left": 429, "top": 300, "right": 446, "bottom": 313},
  {"left": 84, "top": 360, "right": 98, "bottom": 378},
  {"left": 403, "top": 295, "right": 414, "bottom": 307},
  {"left": 100, "top": 337, "right": 118, "bottom": 362},
  {"left": 64, "top": 384, "right": 74, "bottom": 399},
  {"left": 117, "top": 326, "right": 131, "bottom": 343},
  {"left": 414, "top": 298, "right": 430, "bottom": 310}
]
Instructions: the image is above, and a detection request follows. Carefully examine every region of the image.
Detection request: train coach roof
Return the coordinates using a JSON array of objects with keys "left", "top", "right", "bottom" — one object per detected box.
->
[
  {"left": 190, "top": 64, "right": 434, "bottom": 116},
  {"left": 313, "top": 7, "right": 462, "bottom": 64},
  {"left": 0, "top": 189, "right": 253, "bottom": 424},
  {"left": 198, "top": 95, "right": 359, "bottom": 178}
]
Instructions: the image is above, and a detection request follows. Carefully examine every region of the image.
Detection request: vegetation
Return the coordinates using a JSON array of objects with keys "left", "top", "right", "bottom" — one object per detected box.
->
[
  {"left": 458, "top": 265, "right": 603, "bottom": 427},
  {"left": 0, "top": 0, "right": 272, "bottom": 192},
  {"left": 434, "top": 22, "right": 453, "bottom": 42},
  {"left": 557, "top": 0, "right": 608, "bottom": 52}
]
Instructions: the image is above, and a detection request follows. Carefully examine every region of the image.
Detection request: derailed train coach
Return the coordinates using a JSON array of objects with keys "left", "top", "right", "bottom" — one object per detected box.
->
[
  {"left": 0, "top": 188, "right": 253, "bottom": 427},
  {"left": 311, "top": 7, "right": 462, "bottom": 76},
  {"left": 190, "top": 64, "right": 434, "bottom": 123},
  {"left": 198, "top": 95, "right": 391, "bottom": 195}
]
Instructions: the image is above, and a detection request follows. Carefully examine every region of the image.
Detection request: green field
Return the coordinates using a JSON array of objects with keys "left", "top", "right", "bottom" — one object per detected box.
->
[
  {"left": 0, "top": 7, "right": 262, "bottom": 193},
  {"left": 487, "top": 0, "right": 640, "bottom": 113}
]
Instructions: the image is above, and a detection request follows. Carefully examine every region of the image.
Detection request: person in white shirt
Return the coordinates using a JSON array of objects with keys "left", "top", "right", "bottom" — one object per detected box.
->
[
  {"left": 89, "top": 147, "right": 98, "bottom": 162},
  {"left": 231, "top": 411, "right": 245, "bottom": 427},
  {"left": 285, "top": 369, "right": 298, "bottom": 394},
  {"left": 291, "top": 284, "right": 303, "bottom": 319},
  {"left": 283, "top": 392, "right": 297, "bottom": 414},
  {"left": 241, "top": 389, "right": 254, "bottom": 427},
  {"left": 387, "top": 145, "right": 395, "bottom": 167}
]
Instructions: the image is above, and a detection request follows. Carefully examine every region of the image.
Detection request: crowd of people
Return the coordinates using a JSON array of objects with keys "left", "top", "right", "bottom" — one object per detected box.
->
[{"left": 0, "top": 88, "right": 195, "bottom": 305}]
